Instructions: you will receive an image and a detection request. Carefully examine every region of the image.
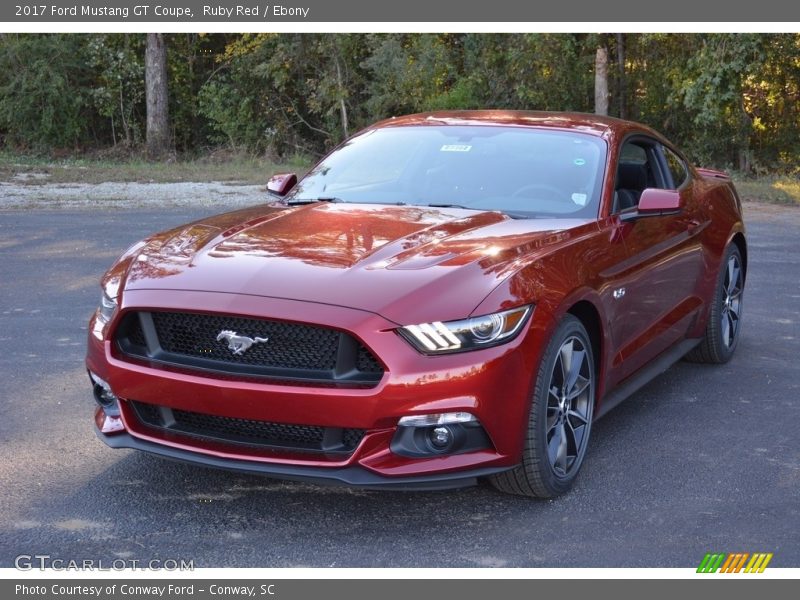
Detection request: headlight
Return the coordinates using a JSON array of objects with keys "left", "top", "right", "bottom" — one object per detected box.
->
[
  {"left": 98, "top": 290, "right": 117, "bottom": 323},
  {"left": 398, "top": 305, "right": 532, "bottom": 354}
]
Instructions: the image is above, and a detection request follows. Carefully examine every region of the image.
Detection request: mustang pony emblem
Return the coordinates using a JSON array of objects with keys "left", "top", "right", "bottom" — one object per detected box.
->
[{"left": 216, "top": 330, "right": 269, "bottom": 355}]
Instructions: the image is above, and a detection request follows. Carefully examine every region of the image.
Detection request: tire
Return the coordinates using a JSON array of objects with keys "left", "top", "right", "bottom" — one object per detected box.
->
[
  {"left": 684, "top": 244, "right": 744, "bottom": 364},
  {"left": 490, "top": 315, "right": 595, "bottom": 498}
]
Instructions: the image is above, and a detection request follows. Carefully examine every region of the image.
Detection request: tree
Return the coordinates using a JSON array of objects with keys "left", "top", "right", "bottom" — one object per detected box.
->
[
  {"left": 594, "top": 44, "right": 609, "bottom": 116},
  {"left": 679, "top": 34, "right": 765, "bottom": 171},
  {"left": 0, "top": 34, "right": 93, "bottom": 149},
  {"left": 86, "top": 34, "right": 145, "bottom": 147},
  {"left": 616, "top": 33, "right": 627, "bottom": 119},
  {"left": 3, "top": 33, "right": 800, "bottom": 172},
  {"left": 145, "top": 33, "right": 170, "bottom": 159}
]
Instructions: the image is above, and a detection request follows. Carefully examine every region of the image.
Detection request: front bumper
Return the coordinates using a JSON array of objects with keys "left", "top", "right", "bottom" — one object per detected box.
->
[
  {"left": 95, "top": 419, "right": 511, "bottom": 490},
  {"left": 88, "top": 289, "right": 550, "bottom": 486}
]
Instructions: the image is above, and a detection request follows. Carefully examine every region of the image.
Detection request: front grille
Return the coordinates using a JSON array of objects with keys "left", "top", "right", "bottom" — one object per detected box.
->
[
  {"left": 356, "top": 345, "right": 384, "bottom": 373},
  {"left": 130, "top": 400, "right": 365, "bottom": 454},
  {"left": 154, "top": 312, "right": 340, "bottom": 370},
  {"left": 115, "top": 311, "right": 384, "bottom": 386},
  {"left": 126, "top": 318, "right": 147, "bottom": 347}
]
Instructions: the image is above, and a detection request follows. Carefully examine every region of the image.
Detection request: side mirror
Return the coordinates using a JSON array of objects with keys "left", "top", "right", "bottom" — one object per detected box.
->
[
  {"left": 620, "top": 188, "right": 681, "bottom": 221},
  {"left": 266, "top": 173, "right": 297, "bottom": 197}
]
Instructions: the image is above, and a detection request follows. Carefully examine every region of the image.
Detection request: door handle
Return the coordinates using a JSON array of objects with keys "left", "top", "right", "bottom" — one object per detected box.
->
[{"left": 688, "top": 219, "right": 704, "bottom": 234}]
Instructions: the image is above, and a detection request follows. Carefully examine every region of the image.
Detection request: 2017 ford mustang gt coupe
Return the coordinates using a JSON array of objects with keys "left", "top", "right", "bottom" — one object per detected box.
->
[{"left": 86, "top": 111, "right": 747, "bottom": 497}]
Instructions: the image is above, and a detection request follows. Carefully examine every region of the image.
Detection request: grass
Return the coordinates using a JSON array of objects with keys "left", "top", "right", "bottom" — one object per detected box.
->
[
  {"left": 732, "top": 174, "right": 800, "bottom": 207},
  {"left": 0, "top": 151, "right": 310, "bottom": 186}
]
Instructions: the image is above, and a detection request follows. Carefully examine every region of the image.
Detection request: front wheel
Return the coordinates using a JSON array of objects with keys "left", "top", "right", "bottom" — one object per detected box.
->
[{"left": 490, "top": 315, "right": 595, "bottom": 498}]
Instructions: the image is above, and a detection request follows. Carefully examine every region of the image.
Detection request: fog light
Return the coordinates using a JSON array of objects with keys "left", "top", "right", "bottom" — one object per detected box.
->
[
  {"left": 429, "top": 426, "right": 452, "bottom": 449},
  {"left": 398, "top": 412, "right": 477, "bottom": 427},
  {"left": 89, "top": 372, "right": 119, "bottom": 417},
  {"left": 90, "top": 372, "right": 117, "bottom": 406},
  {"left": 391, "top": 415, "right": 492, "bottom": 458}
]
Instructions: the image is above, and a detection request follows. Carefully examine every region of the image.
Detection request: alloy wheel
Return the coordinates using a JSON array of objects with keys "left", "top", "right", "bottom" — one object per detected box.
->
[
  {"left": 721, "top": 253, "right": 744, "bottom": 349},
  {"left": 546, "top": 336, "right": 593, "bottom": 478}
]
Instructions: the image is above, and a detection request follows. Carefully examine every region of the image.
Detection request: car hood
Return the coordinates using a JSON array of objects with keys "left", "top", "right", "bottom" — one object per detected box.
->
[{"left": 115, "top": 203, "right": 593, "bottom": 324}]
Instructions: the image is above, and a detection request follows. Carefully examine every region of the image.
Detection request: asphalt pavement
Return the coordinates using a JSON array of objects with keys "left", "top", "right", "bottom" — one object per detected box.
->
[{"left": 0, "top": 204, "right": 798, "bottom": 568}]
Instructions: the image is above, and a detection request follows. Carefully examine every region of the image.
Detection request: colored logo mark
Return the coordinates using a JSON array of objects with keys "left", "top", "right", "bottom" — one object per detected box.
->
[{"left": 697, "top": 552, "right": 773, "bottom": 573}]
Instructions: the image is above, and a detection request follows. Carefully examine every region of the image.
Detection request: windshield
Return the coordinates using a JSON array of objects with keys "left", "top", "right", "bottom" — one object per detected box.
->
[{"left": 288, "top": 125, "right": 606, "bottom": 218}]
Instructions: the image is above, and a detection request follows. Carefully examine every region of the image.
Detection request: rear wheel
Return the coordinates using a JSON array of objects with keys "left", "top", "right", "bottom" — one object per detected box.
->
[
  {"left": 490, "top": 315, "right": 595, "bottom": 498},
  {"left": 685, "top": 244, "right": 744, "bottom": 364}
]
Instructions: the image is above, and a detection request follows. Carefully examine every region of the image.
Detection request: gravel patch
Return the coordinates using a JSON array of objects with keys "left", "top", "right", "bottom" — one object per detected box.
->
[{"left": 0, "top": 180, "right": 269, "bottom": 210}]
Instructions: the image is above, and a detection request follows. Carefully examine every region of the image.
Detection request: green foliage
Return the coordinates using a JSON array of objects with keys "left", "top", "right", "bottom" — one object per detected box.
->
[
  {"left": 85, "top": 34, "right": 145, "bottom": 146},
  {"left": 166, "top": 33, "right": 233, "bottom": 152},
  {"left": 0, "top": 34, "right": 93, "bottom": 149},
  {"left": 624, "top": 33, "right": 800, "bottom": 171},
  {"left": 197, "top": 34, "right": 371, "bottom": 156},
  {"left": 679, "top": 34, "right": 765, "bottom": 169},
  {"left": 363, "top": 34, "right": 461, "bottom": 114},
  {"left": 1, "top": 33, "right": 800, "bottom": 172}
]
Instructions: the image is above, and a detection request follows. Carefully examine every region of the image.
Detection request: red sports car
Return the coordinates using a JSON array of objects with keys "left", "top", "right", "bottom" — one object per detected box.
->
[{"left": 86, "top": 111, "right": 746, "bottom": 497}]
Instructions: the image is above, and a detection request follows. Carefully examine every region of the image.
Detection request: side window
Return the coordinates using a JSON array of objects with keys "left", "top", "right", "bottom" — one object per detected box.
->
[
  {"left": 662, "top": 146, "right": 688, "bottom": 189},
  {"left": 614, "top": 141, "right": 657, "bottom": 213},
  {"left": 620, "top": 143, "right": 647, "bottom": 165}
]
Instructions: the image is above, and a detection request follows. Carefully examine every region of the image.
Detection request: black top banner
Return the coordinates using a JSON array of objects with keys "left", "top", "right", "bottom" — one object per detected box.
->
[{"left": 2, "top": 0, "right": 800, "bottom": 22}]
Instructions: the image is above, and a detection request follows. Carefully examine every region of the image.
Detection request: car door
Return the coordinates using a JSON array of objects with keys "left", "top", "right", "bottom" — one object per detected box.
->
[{"left": 608, "top": 137, "right": 707, "bottom": 381}]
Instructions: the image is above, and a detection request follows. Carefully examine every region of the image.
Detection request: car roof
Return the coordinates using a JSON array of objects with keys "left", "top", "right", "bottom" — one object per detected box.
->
[{"left": 370, "top": 110, "right": 653, "bottom": 139}]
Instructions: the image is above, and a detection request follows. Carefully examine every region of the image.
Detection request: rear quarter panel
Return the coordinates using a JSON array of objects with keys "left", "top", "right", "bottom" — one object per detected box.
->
[{"left": 686, "top": 172, "right": 747, "bottom": 338}]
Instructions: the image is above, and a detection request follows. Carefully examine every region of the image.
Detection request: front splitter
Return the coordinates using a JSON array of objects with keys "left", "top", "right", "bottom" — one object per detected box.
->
[{"left": 96, "top": 428, "right": 513, "bottom": 491}]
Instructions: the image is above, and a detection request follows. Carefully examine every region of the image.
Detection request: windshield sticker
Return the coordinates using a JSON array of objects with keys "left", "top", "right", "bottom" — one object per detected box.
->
[
  {"left": 572, "top": 193, "right": 588, "bottom": 206},
  {"left": 440, "top": 144, "right": 472, "bottom": 152}
]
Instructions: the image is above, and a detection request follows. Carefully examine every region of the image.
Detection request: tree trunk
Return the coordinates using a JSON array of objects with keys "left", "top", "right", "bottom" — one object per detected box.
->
[
  {"left": 145, "top": 33, "right": 171, "bottom": 160},
  {"left": 616, "top": 33, "right": 627, "bottom": 119},
  {"left": 334, "top": 53, "right": 349, "bottom": 139},
  {"left": 738, "top": 92, "right": 752, "bottom": 173},
  {"left": 594, "top": 46, "right": 609, "bottom": 116}
]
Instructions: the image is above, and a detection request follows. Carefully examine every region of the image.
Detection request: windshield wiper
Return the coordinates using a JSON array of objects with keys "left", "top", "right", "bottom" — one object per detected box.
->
[
  {"left": 287, "top": 197, "right": 345, "bottom": 206},
  {"left": 427, "top": 203, "right": 533, "bottom": 219},
  {"left": 426, "top": 203, "right": 475, "bottom": 210}
]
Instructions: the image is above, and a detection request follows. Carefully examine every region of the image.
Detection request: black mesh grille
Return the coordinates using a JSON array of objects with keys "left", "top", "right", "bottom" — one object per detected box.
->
[
  {"left": 342, "top": 428, "right": 366, "bottom": 449},
  {"left": 130, "top": 401, "right": 365, "bottom": 454},
  {"left": 356, "top": 345, "right": 384, "bottom": 373},
  {"left": 126, "top": 316, "right": 147, "bottom": 347},
  {"left": 115, "top": 311, "right": 383, "bottom": 386},
  {"left": 172, "top": 410, "right": 325, "bottom": 446},
  {"left": 133, "top": 400, "right": 160, "bottom": 423},
  {"left": 152, "top": 312, "right": 340, "bottom": 370}
]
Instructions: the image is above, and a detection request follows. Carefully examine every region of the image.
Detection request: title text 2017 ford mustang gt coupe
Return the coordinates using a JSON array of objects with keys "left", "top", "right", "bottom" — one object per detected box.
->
[{"left": 86, "top": 111, "right": 746, "bottom": 497}]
